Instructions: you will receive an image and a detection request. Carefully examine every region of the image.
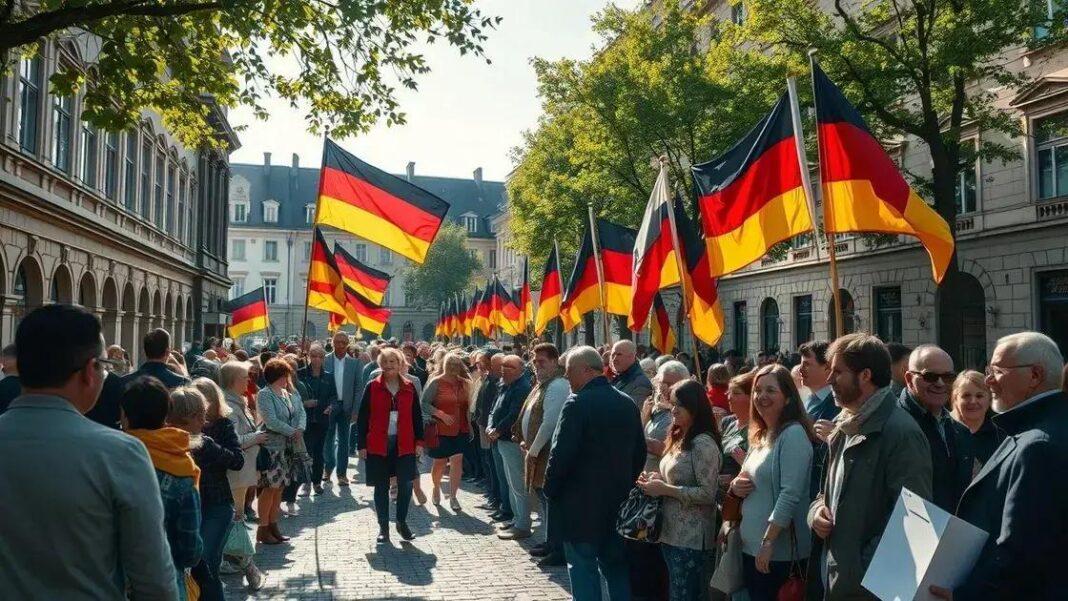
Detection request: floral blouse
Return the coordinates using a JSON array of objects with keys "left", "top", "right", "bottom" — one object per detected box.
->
[{"left": 658, "top": 432, "right": 722, "bottom": 551}]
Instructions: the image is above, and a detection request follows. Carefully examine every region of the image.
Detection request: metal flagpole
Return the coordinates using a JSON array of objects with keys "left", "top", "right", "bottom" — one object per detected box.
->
[
  {"left": 553, "top": 238, "right": 566, "bottom": 349},
  {"left": 801, "top": 53, "right": 844, "bottom": 337},
  {"left": 300, "top": 137, "right": 332, "bottom": 351},
  {"left": 587, "top": 204, "right": 611, "bottom": 347},
  {"left": 661, "top": 158, "right": 702, "bottom": 377}
]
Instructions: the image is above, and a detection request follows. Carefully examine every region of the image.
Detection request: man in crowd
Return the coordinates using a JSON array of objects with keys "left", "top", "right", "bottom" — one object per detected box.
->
[
  {"left": 799, "top": 340, "right": 839, "bottom": 499},
  {"left": 123, "top": 328, "right": 190, "bottom": 390},
  {"left": 489, "top": 354, "right": 534, "bottom": 540},
  {"left": 323, "top": 331, "right": 364, "bottom": 486},
  {"left": 515, "top": 343, "right": 570, "bottom": 566},
  {"left": 0, "top": 343, "right": 20, "bottom": 414},
  {"left": 545, "top": 346, "right": 645, "bottom": 601},
  {"left": 808, "top": 333, "right": 932, "bottom": 600},
  {"left": 0, "top": 305, "right": 177, "bottom": 598},
  {"left": 403, "top": 342, "right": 429, "bottom": 386},
  {"left": 932, "top": 332, "right": 1068, "bottom": 600},
  {"left": 887, "top": 342, "right": 912, "bottom": 397},
  {"left": 609, "top": 340, "right": 652, "bottom": 408},
  {"left": 298, "top": 343, "right": 338, "bottom": 496},
  {"left": 474, "top": 351, "right": 507, "bottom": 515},
  {"left": 897, "top": 345, "right": 974, "bottom": 511}
]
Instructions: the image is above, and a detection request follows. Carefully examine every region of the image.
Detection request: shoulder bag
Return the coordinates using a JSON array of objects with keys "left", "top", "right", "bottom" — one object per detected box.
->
[
  {"left": 616, "top": 486, "right": 662, "bottom": 543},
  {"left": 773, "top": 423, "right": 808, "bottom": 601}
]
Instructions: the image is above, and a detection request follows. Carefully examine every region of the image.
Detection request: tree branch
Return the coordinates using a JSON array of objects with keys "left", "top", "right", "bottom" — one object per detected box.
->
[{"left": 837, "top": 53, "right": 926, "bottom": 139}]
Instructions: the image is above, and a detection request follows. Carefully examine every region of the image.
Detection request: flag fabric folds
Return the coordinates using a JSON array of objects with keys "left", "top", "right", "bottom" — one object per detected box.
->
[
  {"left": 692, "top": 93, "right": 813, "bottom": 276},
  {"left": 475, "top": 282, "right": 493, "bottom": 335},
  {"left": 316, "top": 139, "right": 451, "bottom": 263},
  {"left": 488, "top": 278, "right": 523, "bottom": 336},
  {"left": 435, "top": 303, "right": 446, "bottom": 337},
  {"left": 308, "top": 229, "right": 351, "bottom": 321},
  {"left": 534, "top": 247, "right": 563, "bottom": 335},
  {"left": 518, "top": 258, "right": 533, "bottom": 329},
  {"left": 561, "top": 227, "right": 599, "bottom": 331},
  {"left": 597, "top": 219, "right": 638, "bottom": 318},
  {"left": 341, "top": 284, "right": 391, "bottom": 336},
  {"left": 812, "top": 64, "right": 954, "bottom": 283},
  {"left": 333, "top": 243, "right": 392, "bottom": 305},
  {"left": 674, "top": 195, "right": 725, "bottom": 346},
  {"left": 226, "top": 287, "right": 269, "bottom": 339},
  {"left": 465, "top": 288, "right": 481, "bottom": 337},
  {"left": 630, "top": 164, "right": 682, "bottom": 331},
  {"left": 650, "top": 292, "right": 677, "bottom": 355}
]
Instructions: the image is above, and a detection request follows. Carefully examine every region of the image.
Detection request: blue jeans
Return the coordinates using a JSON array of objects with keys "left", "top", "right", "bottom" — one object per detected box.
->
[
  {"left": 191, "top": 502, "right": 234, "bottom": 601},
  {"left": 490, "top": 441, "right": 513, "bottom": 516},
  {"left": 564, "top": 535, "right": 630, "bottom": 601},
  {"left": 497, "top": 440, "right": 531, "bottom": 531},
  {"left": 324, "top": 410, "right": 352, "bottom": 478},
  {"left": 661, "top": 543, "right": 713, "bottom": 601}
]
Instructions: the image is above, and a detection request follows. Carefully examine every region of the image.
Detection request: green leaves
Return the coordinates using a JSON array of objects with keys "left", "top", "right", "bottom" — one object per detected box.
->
[{"left": 401, "top": 222, "right": 482, "bottom": 310}]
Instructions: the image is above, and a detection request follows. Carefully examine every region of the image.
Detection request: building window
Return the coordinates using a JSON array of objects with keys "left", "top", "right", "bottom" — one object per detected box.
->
[
  {"left": 263, "top": 278, "right": 277, "bottom": 304},
  {"left": 17, "top": 57, "right": 41, "bottom": 153},
  {"left": 177, "top": 173, "right": 187, "bottom": 243},
  {"left": 165, "top": 164, "right": 176, "bottom": 234},
  {"left": 793, "top": 295, "right": 813, "bottom": 348},
  {"left": 731, "top": 2, "right": 746, "bottom": 25},
  {"left": 79, "top": 122, "right": 98, "bottom": 188},
  {"left": 760, "top": 298, "right": 780, "bottom": 354},
  {"left": 1035, "top": 111, "right": 1068, "bottom": 200},
  {"left": 263, "top": 201, "right": 278, "bottom": 223},
  {"left": 733, "top": 301, "right": 748, "bottom": 358},
  {"left": 463, "top": 215, "right": 478, "bottom": 233},
  {"left": 231, "top": 239, "right": 246, "bottom": 261},
  {"left": 264, "top": 240, "right": 278, "bottom": 262},
  {"left": 232, "top": 201, "right": 248, "bottom": 223},
  {"left": 874, "top": 286, "right": 903, "bottom": 343},
  {"left": 1034, "top": 0, "right": 1062, "bottom": 40},
  {"left": 231, "top": 278, "right": 245, "bottom": 298},
  {"left": 489, "top": 249, "right": 497, "bottom": 269},
  {"left": 124, "top": 132, "right": 137, "bottom": 211},
  {"left": 140, "top": 139, "right": 152, "bottom": 219},
  {"left": 955, "top": 139, "right": 978, "bottom": 214},
  {"left": 154, "top": 154, "right": 165, "bottom": 229},
  {"left": 355, "top": 243, "right": 367, "bottom": 262},
  {"left": 103, "top": 132, "right": 118, "bottom": 199},
  {"left": 305, "top": 204, "right": 315, "bottom": 224},
  {"left": 188, "top": 182, "right": 197, "bottom": 246},
  {"left": 52, "top": 95, "right": 73, "bottom": 172},
  {"left": 304, "top": 241, "right": 312, "bottom": 261},
  {"left": 380, "top": 248, "right": 392, "bottom": 264},
  {"left": 404, "top": 290, "right": 415, "bottom": 307}
]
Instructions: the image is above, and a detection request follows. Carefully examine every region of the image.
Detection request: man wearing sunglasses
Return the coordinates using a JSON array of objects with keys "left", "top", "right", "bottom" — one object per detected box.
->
[{"left": 895, "top": 345, "right": 975, "bottom": 512}]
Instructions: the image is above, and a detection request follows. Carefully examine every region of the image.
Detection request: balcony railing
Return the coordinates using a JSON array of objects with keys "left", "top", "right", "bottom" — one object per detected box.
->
[{"left": 1036, "top": 198, "right": 1068, "bottom": 221}]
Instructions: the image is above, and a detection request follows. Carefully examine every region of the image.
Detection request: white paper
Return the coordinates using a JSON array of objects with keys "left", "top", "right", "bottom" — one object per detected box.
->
[{"left": 862, "top": 488, "right": 988, "bottom": 601}]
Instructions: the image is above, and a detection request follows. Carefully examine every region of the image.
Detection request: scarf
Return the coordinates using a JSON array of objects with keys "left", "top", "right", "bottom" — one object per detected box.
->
[
  {"left": 832, "top": 388, "right": 885, "bottom": 438},
  {"left": 127, "top": 427, "right": 201, "bottom": 489}
]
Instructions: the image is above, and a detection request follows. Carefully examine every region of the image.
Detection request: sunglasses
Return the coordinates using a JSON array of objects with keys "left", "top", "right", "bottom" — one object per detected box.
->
[{"left": 908, "top": 370, "right": 956, "bottom": 384}]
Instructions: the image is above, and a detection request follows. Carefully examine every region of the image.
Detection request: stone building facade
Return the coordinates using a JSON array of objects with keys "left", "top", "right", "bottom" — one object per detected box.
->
[
  {"left": 0, "top": 38, "right": 237, "bottom": 363},
  {"left": 227, "top": 155, "right": 506, "bottom": 343}
]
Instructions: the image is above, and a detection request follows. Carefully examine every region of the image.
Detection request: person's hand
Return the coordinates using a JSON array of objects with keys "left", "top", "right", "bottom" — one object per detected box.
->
[
  {"left": 254, "top": 432, "right": 269, "bottom": 445},
  {"left": 304, "top": 398, "right": 317, "bottom": 408},
  {"left": 520, "top": 441, "right": 528, "bottom": 452},
  {"left": 437, "top": 411, "right": 455, "bottom": 427},
  {"left": 814, "top": 419, "right": 835, "bottom": 441},
  {"left": 487, "top": 429, "right": 499, "bottom": 442},
  {"left": 646, "top": 438, "right": 666, "bottom": 456},
  {"left": 812, "top": 502, "right": 834, "bottom": 540},
  {"left": 717, "top": 522, "right": 732, "bottom": 545},
  {"left": 637, "top": 477, "right": 669, "bottom": 497},
  {"left": 730, "top": 447, "right": 746, "bottom": 465},
  {"left": 718, "top": 474, "right": 734, "bottom": 489},
  {"left": 756, "top": 540, "right": 774, "bottom": 574},
  {"left": 291, "top": 429, "right": 303, "bottom": 442},
  {"left": 729, "top": 475, "right": 754, "bottom": 498},
  {"left": 323, "top": 404, "right": 333, "bottom": 416},
  {"left": 350, "top": 413, "right": 359, "bottom": 424},
  {"left": 358, "top": 449, "right": 367, "bottom": 459},
  {"left": 929, "top": 586, "right": 952, "bottom": 600}
]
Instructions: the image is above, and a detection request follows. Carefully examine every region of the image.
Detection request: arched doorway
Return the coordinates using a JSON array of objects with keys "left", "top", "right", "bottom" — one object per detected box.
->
[
  {"left": 50, "top": 264, "right": 74, "bottom": 304},
  {"left": 422, "top": 323, "right": 435, "bottom": 341},
  {"left": 137, "top": 287, "right": 151, "bottom": 358},
  {"left": 174, "top": 295, "right": 185, "bottom": 350},
  {"left": 403, "top": 320, "right": 414, "bottom": 342},
  {"left": 78, "top": 271, "right": 97, "bottom": 309},
  {"left": 828, "top": 289, "right": 856, "bottom": 339},
  {"left": 939, "top": 273, "right": 987, "bottom": 370},
  {"left": 101, "top": 277, "right": 119, "bottom": 346},
  {"left": 121, "top": 282, "right": 137, "bottom": 360},
  {"left": 13, "top": 257, "right": 44, "bottom": 333},
  {"left": 185, "top": 298, "right": 193, "bottom": 347},
  {"left": 151, "top": 289, "right": 162, "bottom": 330},
  {"left": 760, "top": 298, "right": 780, "bottom": 355},
  {"left": 164, "top": 291, "right": 175, "bottom": 344}
]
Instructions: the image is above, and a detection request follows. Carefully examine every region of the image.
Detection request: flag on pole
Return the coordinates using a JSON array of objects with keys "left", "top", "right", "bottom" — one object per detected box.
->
[
  {"left": 692, "top": 93, "right": 814, "bottom": 276},
  {"left": 650, "top": 292, "right": 676, "bottom": 355},
  {"left": 466, "top": 288, "right": 481, "bottom": 336},
  {"left": 812, "top": 64, "right": 954, "bottom": 283},
  {"left": 630, "top": 164, "right": 682, "bottom": 331},
  {"left": 475, "top": 281, "right": 493, "bottom": 335},
  {"left": 674, "top": 194, "right": 725, "bottom": 346},
  {"left": 597, "top": 218, "right": 638, "bottom": 318},
  {"left": 340, "top": 284, "right": 391, "bottom": 335},
  {"left": 488, "top": 277, "right": 523, "bottom": 336},
  {"left": 226, "top": 287, "right": 270, "bottom": 339},
  {"left": 518, "top": 258, "right": 533, "bottom": 329},
  {"left": 561, "top": 227, "right": 599, "bottom": 332},
  {"left": 316, "top": 139, "right": 450, "bottom": 263},
  {"left": 309, "top": 229, "right": 352, "bottom": 322},
  {"left": 534, "top": 246, "right": 564, "bottom": 335},
  {"left": 435, "top": 302, "right": 446, "bottom": 337},
  {"left": 334, "top": 243, "right": 392, "bottom": 305}
]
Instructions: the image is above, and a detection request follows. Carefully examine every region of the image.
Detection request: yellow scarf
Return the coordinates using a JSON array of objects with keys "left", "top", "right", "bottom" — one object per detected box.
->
[{"left": 127, "top": 427, "right": 201, "bottom": 489}]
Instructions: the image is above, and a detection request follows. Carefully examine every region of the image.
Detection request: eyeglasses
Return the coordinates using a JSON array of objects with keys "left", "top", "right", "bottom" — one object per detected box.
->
[
  {"left": 908, "top": 370, "right": 956, "bottom": 384},
  {"left": 985, "top": 364, "right": 1035, "bottom": 379}
]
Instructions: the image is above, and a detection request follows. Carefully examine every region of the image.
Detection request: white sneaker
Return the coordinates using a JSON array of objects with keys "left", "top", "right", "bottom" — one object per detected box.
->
[
  {"left": 284, "top": 502, "right": 299, "bottom": 516},
  {"left": 299, "top": 483, "right": 312, "bottom": 497}
]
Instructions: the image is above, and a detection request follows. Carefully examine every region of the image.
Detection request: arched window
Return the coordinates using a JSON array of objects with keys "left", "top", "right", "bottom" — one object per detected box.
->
[
  {"left": 760, "top": 298, "right": 780, "bottom": 354},
  {"left": 828, "top": 289, "right": 856, "bottom": 338}
]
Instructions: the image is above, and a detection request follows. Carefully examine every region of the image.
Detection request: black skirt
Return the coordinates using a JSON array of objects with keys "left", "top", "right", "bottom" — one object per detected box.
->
[
  {"left": 428, "top": 434, "right": 470, "bottom": 459},
  {"left": 365, "top": 435, "right": 418, "bottom": 486}
]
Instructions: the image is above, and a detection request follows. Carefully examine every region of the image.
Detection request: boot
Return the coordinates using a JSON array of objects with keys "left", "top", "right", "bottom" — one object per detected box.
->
[
  {"left": 256, "top": 526, "right": 281, "bottom": 545},
  {"left": 244, "top": 563, "right": 266, "bottom": 591},
  {"left": 269, "top": 522, "right": 290, "bottom": 542}
]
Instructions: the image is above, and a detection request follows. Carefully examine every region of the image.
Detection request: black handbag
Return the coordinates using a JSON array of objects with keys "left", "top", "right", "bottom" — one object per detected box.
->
[
  {"left": 616, "top": 486, "right": 663, "bottom": 543},
  {"left": 255, "top": 446, "right": 273, "bottom": 471}
]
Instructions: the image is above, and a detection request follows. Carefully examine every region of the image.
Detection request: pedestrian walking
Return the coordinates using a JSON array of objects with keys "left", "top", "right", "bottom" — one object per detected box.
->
[
  {"left": 298, "top": 344, "right": 338, "bottom": 495},
  {"left": 423, "top": 353, "right": 474, "bottom": 510},
  {"left": 256, "top": 358, "right": 306, "bottom": 545}
]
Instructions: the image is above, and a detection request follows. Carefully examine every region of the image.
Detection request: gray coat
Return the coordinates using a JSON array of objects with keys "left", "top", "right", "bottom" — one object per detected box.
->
[
  {"left": 611, "top": 362, "right": 653, "bottom": 409},
  {"left": 256, "top": 387, "right": 306, "bottom": 453},
  {"left": 805, "top": 387, "right": 933, "bottom": 601},
  {"left": 328, "top": 354, "right": 365, "bottom": 414}
]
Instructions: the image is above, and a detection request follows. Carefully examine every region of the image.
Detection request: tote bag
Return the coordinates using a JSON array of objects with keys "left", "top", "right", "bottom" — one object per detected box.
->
[
  {"left": 615, "top": 486, "right": 662, "bottom": 543},
  {"left": 710, "top": 527, "right": 744, "bottom": 593}
]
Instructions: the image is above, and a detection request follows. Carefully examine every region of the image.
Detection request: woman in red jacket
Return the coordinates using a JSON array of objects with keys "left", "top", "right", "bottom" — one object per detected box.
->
[{"left": 357, "top": 347, "right": 425, "bottom": 544}]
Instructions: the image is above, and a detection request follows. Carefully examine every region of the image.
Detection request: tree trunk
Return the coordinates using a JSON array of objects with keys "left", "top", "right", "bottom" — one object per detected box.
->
[
  {"left": 929, "top": 149, "right": 965, "bottom": 365},
  {"left": 583, "top": 312, "right": 596, "bottom": 346}
]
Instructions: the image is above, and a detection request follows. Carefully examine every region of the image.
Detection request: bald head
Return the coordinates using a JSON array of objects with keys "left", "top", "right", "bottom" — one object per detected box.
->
[
  {"left": 906, "top": 344, "right": 955, "bottom": 414},
  {"left": 489, "top": 353, "right": 504, "bottom": 379},
  {"left": 501, "top": 354, "right": 524, "bottom": 384},
  {"left": 610, "top": 340, "right": 637, "bottom": 374}
]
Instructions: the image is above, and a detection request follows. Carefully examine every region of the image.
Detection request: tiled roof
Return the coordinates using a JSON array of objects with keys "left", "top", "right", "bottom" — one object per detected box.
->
[{"left": 230, "top": 162, "right": 506, "bottom": 237}]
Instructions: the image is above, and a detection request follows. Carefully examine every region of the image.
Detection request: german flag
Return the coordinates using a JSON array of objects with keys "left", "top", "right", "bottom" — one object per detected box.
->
[
  {"left": 534, "top": 246, "right": 564, "bottom": 335},
  {"left": 650, "top": 292, "right": 676, "bottom": 355},
  {"left": 489, "top": 277, "right": 523, "bottom": 336},
  {"left": 434, "top": 303, "right": 446, "bottom": 337},
  {"left": 813, "top": 64, "right": 954, "bottom": 283},
  {"left": 466, "top": 288, "right": 481, "bottom": 336},
  {"left": 692, "top": 93, "right": 813, "bottom": 276},
  {"left": 316, "top": 139, "right": 450, "bottom": 263},
  {"left": 341, "top": 284, "right": 391, "bottom": 336},
  {"left": 475, "top": 281, "right": 493, "bottom": 335},
  {"left": 674, "top": 195, "right": 725, "bottom": 346},
  {"left": 630, "top": 164, "right": 681, "bottom": 331},
  {"left": 334, "top": 243, "right": 391, "bottom": 305},
  {"left": 458, "top": 294, "right": 471, "bottom": 337},
  {"left": 226, "top": 287, "right": 269, "bottom": 339},
  {"left": 518, "top": 258, "right": 533, "bottom": 329},
  {"left": 598, "top": 219, "right": 637, "bottom": 318},
  {"left": 561, "top": 227, "right": 599, "bottom": 332},
  {"left": 309, "top": 228, "right": 351, "bottom": 321}
]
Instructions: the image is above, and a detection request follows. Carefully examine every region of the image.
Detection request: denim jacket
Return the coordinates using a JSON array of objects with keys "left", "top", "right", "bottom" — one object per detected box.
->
[{"left": 156, "top": 470, "right": 203, "bottom": 601}]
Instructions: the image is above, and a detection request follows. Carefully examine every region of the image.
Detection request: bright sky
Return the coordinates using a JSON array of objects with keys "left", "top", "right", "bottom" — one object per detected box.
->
[{"left": 228, "top": 0, "right": 640, "bottom": 182}]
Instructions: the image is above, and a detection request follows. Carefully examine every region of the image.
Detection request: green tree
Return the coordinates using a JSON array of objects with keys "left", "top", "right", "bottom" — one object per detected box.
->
[
  {"left": 3, "top": 0, "right": 500, "bottom": 148},
  {"left": 401, "top": 222, "right": 481, "bottom": 310}
]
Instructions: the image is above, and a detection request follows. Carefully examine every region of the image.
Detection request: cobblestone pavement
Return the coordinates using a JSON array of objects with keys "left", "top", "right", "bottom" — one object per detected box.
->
[{"left": 224, "top": 457, "right": 572, "bottom": 601}]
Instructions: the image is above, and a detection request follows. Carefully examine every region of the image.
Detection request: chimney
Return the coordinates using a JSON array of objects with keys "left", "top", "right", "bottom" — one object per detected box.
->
[
  {"left": 291, "top": 153, "right": 300, "bottom": 170},
  {"left": 473, "top": 167, "right": 483, "bottom": 186},
  {"left": 263, "top": 152, "right": 272, "bottom": 176},
  {"left": 406, "top": 161, "right": 415, "bottom": 182}
]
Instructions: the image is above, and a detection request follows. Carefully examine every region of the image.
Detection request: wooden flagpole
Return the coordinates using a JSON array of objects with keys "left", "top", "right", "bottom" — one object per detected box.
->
[
  {"left": 553, "top": 238, "right": 566, "bottom": 349},
  {"left": 660, "top": 158, "right": 702, "bottom": 377},
  {"left": 587, "top": 204, "right": 611, "bottom": 348},
  {"left": 299, "top": 137, "right": 332, "bottom": 352}
]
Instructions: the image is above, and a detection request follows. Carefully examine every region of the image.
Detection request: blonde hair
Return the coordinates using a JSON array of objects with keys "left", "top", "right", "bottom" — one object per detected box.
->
[
  {"left": 951, "top": 370, "right": 989, "bottom": 420},
  {"left": 192, "top": 377, "right": 232, "bottom": 420},
  {"left": 168, "top": 386, "right": 207, "bottom": 424},
  {"left": 430, "top": 348, "right": 448, "bottom": 377},
  {"left": 377, "top": 347, "right": 406, "bottom": 369},
  {"left": 218, "top": 361, "right": 250, "bottom": 391}
]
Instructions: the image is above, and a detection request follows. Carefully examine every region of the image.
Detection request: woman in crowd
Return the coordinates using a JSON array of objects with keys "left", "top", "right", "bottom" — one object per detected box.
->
[
  {"left": 642, "top": 361, "right": 691, "bottom": 472},
  {"left": 720, "top": 370, "right": 755, "bottom": 490},
  {"left": 705, "top": 363, "right": 731, "bottom": 423},
  {"left": 219, "top": 361, "right": 268, "bottom": 588},
  {"left": 357, "top": 347, "right": 424, "bottom": 543},
  {"left": 951, "top": 370, "right": 1004, "bottom": 468},
  {"left": 728, "top": 365, "right": 817, "bottom": 601},
  {"left": 176, "top": 380, "right": 245, "bottom": 600},
  {"left": 638, "top": 380, "right": 722, "bottom": 601},
  {"left": 281, "top": 354, "right": 312, "bottom": 514},
  {"left": 297, "top": 344, "right": 338, "bottom": 496},
  {"left": 255, "top": 358, "right": 306, "bottom": 545},
  {"left": 121, "top": 377, "right": 202, "bottom": 601},
  {"left": 422, "top": 353, "right": 473, "bottom": 510}
]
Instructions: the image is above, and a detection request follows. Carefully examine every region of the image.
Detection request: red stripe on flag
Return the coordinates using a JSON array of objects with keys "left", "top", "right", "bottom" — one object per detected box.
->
[
  {"left": 818, "top": 122, "right": 910, "bottom": 214},
  {"left": 698, "top": 138, "right": 804, "bottom": 235},
  {"left": 231, "top": 301, "right": 267, "bottom": 325},
  {"left": 320, "top": 167, "right": 444, "bottom": 244}
]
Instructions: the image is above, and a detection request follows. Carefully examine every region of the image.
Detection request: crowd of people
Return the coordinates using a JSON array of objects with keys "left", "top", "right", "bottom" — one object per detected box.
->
[{"left": 1, "top": 303, "right": 1067, "bottom": 601}]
